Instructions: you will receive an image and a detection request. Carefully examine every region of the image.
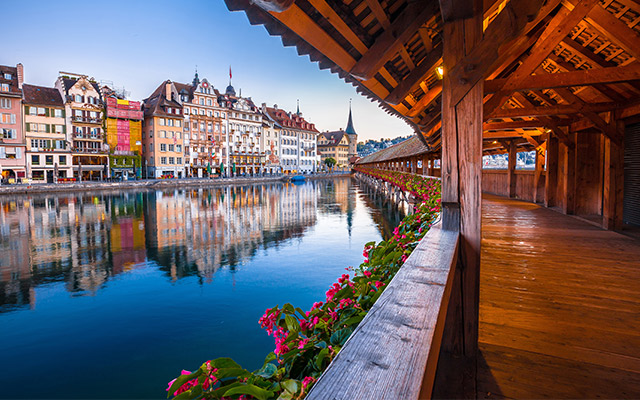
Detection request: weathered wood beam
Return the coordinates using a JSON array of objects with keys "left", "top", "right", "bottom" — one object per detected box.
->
[
  {"left": 385, "top": 43, "right": 443, "bottom": 104},
  {"left": 483, "top": 130, "right": 537, "bottom": 139},
  {"left": 483, "top": 0, "right": 600, "bottom": 116},
  {"left": 407, "top": 82, "right": 443, "bottom": 117},
  {"left": 447, "top": 0, "right": 550, "bottom": 106},
  {"left": 534, "top": 138, "right": 546, "bottom": 203},
  {"left": 350, "top": 1, "right": 439, "bottom": 80},
  {"left": 585, "top": 2, "right": 640, "bottom": 60},
  {"left": 561, "top": 131, "right": 577, "bottom": 214},
  {"left": 484, "top": 63, "right": 640, "bottom": 93},
  {"left": 545, "top": 133, "right": 559, "bottom": 206},
  {"left": 484, "top": 120, "right": 556, "bottom": 130},
  {"left": 507, "top": 140, "right": 517, "bottom": 197},
  {"left": 602, "top": 113, "right": 624, "bottom": 230},
  {"left": 487, "top": 101, "right": 618, "bottom": 118},
  {"left": 439, "top": 0, "right": 482, "bottom": 22}
]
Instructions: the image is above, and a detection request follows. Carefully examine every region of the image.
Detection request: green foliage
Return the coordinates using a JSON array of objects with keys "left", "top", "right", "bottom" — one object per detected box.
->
[
  {"left": 166, "top": 169, "right": 441, "bottom": 399},
  {"left": 323, "top": 157, "right": 337, "bottom": 168}
]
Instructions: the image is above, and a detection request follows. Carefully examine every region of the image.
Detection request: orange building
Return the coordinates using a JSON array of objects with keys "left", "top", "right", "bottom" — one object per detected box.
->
[{"left": 141, "top": 81, "right": 185, "bottom": 178}]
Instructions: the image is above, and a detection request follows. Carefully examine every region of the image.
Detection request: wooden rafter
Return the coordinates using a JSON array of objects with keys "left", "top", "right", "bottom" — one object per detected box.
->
[
  {"left": 349, "top": 1, "right": 440, "bottom": 80},
  {"left": 385, "top": 43, "right": 443, "bottom": 105},
  {"left": 488, "top": 101, "right": 618, "bottom": 118},
  {"left": 483, "top": 0, "right": 601, "bottom": 117}
]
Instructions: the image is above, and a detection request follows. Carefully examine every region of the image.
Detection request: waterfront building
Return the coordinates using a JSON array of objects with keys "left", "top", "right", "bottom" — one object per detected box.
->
[
  {"left": 263, "top": 103, "right": 319, "bottom": 174},
  {"left": 22, "top": 84, "right": 71, "bottom": 182},
  {"left": 103, "top": 86, "right": 143, "bottom": 180},
  {"left": 317, "top": 130, "right": 351, "bottom": 167},
  {"left": 141, "top": 81, "right": 185, "bottom": 179},
  {"left": 0, "top": 64, "right": 26, "bottom": 182},
  {"left": 260, "top": 105, "right": 282, "bottom": 175},
  {"left": 217, "top": 82, "right": 263, "bottom": 176},
  {"left": 344, "top": 104, "right": 358, "bottom": 161},
  {"left": 177, "top": 72, "right": 225, "bottom": 178},
  {"left": 55, "top": 72, "right": 108, "bottom": 181}
]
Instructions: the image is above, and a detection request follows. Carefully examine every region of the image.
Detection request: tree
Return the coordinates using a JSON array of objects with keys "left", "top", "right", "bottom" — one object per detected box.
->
[{"left": 324, "top": 157, "right": 337, "bottom": 170}]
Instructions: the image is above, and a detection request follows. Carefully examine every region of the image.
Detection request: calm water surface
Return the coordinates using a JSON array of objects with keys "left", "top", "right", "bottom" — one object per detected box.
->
[{"left": 0, "top": 178, "right": 404, "bottom": 399}]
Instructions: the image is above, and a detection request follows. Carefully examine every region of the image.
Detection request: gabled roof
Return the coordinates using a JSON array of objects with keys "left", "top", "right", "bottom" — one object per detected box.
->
[
  {"left": 60, "top": 77, "right": 100, "bottom": 96},
  {"left": 265, "top": 106, "right": 319, "bottom": 132},
  {"left": 357, "top": 136, "right": 428, "bottom": 164},
  {"left": 319, "top": 130, "right": 348, "bottom": 145},
  {"left": 143, "top": 80, "right": 184, "bottom": 118},
  {"left": 0, "top": 65, "right": 21, "bottom": 96},
  {"left": 22, "top": 84, "right": 63, "bottom": 107}
]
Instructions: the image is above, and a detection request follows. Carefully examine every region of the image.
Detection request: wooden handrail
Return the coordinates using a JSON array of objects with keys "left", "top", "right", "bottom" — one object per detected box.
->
[{"left": 307, "top": 223, "right": 460, "bottom": 400}]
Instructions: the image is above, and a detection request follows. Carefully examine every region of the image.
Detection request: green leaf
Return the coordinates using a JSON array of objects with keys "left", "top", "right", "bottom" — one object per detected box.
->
[
  {"left": 255, "top": 362, "right": 277, "bottom": 379},
  {"left": 330, "top": 327, "right": 354, "bottom": 346},
  {"left": 167, "top": 370, "right": 202, "bottom": 398},
  {"left": 281, "top": 379, "right": 299, "bottom": 394},
  {"left": 315, "top": 348, "right": 329, "bottom": 370},
  {"left": 284, "top": 315, "right": 300, "bottom": 333},
  {"left": 213, "top": 367, "right": 247, "bottom": 380},
  {"left": 223, "top": 384, "right": 274, "bottom": 400},
  {"left": 282, "top": 303, "right": 295, "bottom": 315},
  {"left": 209, "top": 358, "right": 243, "bottom": 370},
  {"left": 314, "top": 341, "right": 327, "bottom": 349},
  {"left": 264, "top": 352, "right": 276, "bottom": 364}
]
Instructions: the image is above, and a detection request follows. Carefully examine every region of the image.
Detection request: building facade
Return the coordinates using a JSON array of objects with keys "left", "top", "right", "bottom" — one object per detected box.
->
[
  {"left": 263, "top": 104, "right": 318, "bottom": 174},
  {"left": 0, "top": 64, "right": 26, "bottom": 182},
  {"left": 22, "top": 84, "right": 71, "bottom": 182},
  {"left": 103, "top": 87, "right": 143, "bottom": 180},
  {"left": 142, "top": 81, "right": 185, "bottom": 179},
  {"left": 218, "top": 84, "right": 264, "bottom": 176},
  {"left": 55, "top": 73, "right": 108, "bottom": 181},
  {"left": 318, "top": 130, "right": 351, "bottom": 167},
  {"left": 178, "top": 73, "right": 225, "bottom": 178},
  {"left": 260, "top": 108, "right": 281, "bottom": 175}
]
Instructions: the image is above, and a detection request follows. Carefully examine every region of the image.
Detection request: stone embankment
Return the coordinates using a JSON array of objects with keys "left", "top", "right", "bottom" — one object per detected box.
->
[{"left": 0, "top": 173, "right": 353, "bottom": 196}]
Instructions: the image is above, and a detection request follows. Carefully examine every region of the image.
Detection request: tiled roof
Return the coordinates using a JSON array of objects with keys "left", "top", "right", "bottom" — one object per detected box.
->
[
  {"left": 265, "top": 107, "right": 318, "bottom": 132},
  {"left": 143, "top": 81, "right": 184, "bottom": 118},
  {"left": 357, "top": 136, "right": 429, "bottom": 164},
  {"left": 22, "top": 84, "right": 63, "bottom": 107},
  {"left": 318, "top": 130, "right": 347, "bottom": 146},
  {"left": 60, "top": 77, "right": 100, "bottom": 96},
  {"left": 0, "top": 65, "right": 21, "bottom": 96}
]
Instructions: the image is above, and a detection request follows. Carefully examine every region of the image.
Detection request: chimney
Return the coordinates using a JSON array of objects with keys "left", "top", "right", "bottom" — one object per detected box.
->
[
  {"left": 165, "top": 81, "right": 172, "bottom": 101},
  {"left": 17, "top": 63, "right": 24, "bottom": 89}
]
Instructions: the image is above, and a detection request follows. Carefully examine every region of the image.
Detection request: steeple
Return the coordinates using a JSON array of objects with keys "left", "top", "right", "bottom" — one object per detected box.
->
[
  {"left": 345, "top": 99, "right": 356, "bottom": 135},
  {"left": 296, "top": 99, "right": 300, "bottom": 116},
  {"left": 193, "top": 66, "right": 200, "bottom": 87}
]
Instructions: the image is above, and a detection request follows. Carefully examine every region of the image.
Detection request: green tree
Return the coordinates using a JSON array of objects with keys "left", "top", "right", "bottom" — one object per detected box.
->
[{"left": 324, "top": 157, "right": 337, "bottom": 170}]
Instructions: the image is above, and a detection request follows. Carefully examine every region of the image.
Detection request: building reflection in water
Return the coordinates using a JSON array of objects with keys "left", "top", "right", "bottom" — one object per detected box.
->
[{"left": 0, "top": 179, "right": 401, "bottom": 312}]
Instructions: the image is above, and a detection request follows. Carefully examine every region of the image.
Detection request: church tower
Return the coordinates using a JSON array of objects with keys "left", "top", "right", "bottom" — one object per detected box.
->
[{"left": 345, "top": 100, "right": 358, "bottom": 159}]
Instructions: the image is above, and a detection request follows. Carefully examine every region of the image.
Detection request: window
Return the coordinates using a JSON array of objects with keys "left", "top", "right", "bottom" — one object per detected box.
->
[
  {"left": 184, "top": 107, "right": 189, "bottom": 114},
  {"left": 59, "top": 155, "right": 67, "bottom": 165},
  {"left": 32, "top": 155, "right": 39, "bottom": 165},
  {"left": 200, "top": 109, "right": 205, "bottom": 115},
  {"left": 168, "top": 157, "right": 174, "bottom": 164},
  {"left": 160, "top": 144, "right": 166, "bottom": 152},
  {"left": 160, "top": 157, "right": 167, "bottom": 165},
  {"left": 2, "top": 128, "right": 15, "bottom": 138},
  {"left": 159, "top": 118, "right": 165, "bottom": 126},
  {"left": 0, "top": 83, "right": 9, "bottom": 92},
  {"left": 4, "top": 73, "right": 11, "bottom": 79},
  {"left": 0, "top": 98, "right": 10, "bottom": 109},
  {"left": 167, "top": 119, "right": 174, "bottom": 127},
  {"left": 177, "top": 157, "right": 182, "bottom": 164},
  {"left": 207, "top": 110, "right": 212, "bottom": 117},
  {"left": 46, "top": 155, "right": 54, "bottom": 166},
  {"left": 176, "top": 120, "right": 181, "bottom": 128},
  {"left": 54, "top": 109, "right": 63, "bottom": 118},
  {"left": 1, "top": 113, "right": 16, "bottom": 124},
  {"left": 176, "top": 144, "right": 182, "bottom": 152},
  {"left": 168, "top": 144, "right": 174, "bottom": 152},
  {"left": 199, "top": 98, "right": 204, "bottom": 105},
  {"left": 75, "top": 94, "right": 82, "bottom": 102}
]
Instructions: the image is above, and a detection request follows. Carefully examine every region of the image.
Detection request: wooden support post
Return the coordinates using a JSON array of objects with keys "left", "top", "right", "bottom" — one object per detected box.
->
[
  {"left": 534, "top": 143, "right": 546, "bottom": 203},
  {"left": 412, "top": 157, "right": 417, "bottom": 174},
  {"left": 508, "top": 140, "right": 517, "bottom": 198},
  {"left": 561, "top": 132, "right": 576, "bottom": 214},
  {"left": 603, "top": 127, "right": 624, "bottom": 230},
  {"left": 433, "top": 5, "right": 483, "bottom": 398},
  {"left": 545, "top": 134, "right": 559, "bottom": 207}
]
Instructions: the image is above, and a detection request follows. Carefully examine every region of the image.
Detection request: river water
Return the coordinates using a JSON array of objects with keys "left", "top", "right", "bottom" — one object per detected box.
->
[{"left": 0, "top": 177, "right": 404, "bottom": 399}]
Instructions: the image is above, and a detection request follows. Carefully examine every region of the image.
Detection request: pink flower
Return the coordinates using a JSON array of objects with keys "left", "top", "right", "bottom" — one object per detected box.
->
[
  {"left": 375, "top": 281, "right": 385, "bottom": 289},
  {"left": 363, "top": 270, "right": 372, "bottom": 278},
  {"left": 167, "top": 370, "right": 197, "bottom": 396},
  {"left": 302, "top": 376, "right": 316, "bottom": 390},
  {"left": 298, "top": 338, "right": 310, "bottom": 349}
]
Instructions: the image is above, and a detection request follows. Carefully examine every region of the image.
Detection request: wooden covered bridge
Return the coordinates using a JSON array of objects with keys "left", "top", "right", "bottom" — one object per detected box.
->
[{"left": 225, "top": 0, "right": 640, "bottom": 397}]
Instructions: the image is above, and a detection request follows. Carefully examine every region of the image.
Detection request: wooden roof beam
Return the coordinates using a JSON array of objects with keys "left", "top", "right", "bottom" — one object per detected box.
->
[
  {"left": 406, "top": 81, "right": 443, "bottom": 118},
  {"left": 484, "top": 63, "right": 640, "bottom": 93},
  {"left": 582, "top": 1, "right": 640, "bottom": 59},
  {"left": 483, "top": 0, "right": 601, "bottom": 117},
  {"left": 385, "top": 43, "right": 443, "bottom": 105},
  {"left": 488, "top": 101, "right": 618, "bottom": 118},
  {"left": 484, "top": 119, "right": 569, "bottom": 130},
  {"left": 349, "top": 1, "right": 440, "bottom": 80}
]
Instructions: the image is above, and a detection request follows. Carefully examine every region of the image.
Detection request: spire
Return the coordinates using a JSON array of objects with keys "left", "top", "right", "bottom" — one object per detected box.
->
[
  {"left": 345, "top": 98, "right": 356, "bottom": 135},
  {"left": 296, "top": 99, "right": 300, "bottom": 116},
  {"left": 193, "top": 66, "right": 200, "bottom": 87}
]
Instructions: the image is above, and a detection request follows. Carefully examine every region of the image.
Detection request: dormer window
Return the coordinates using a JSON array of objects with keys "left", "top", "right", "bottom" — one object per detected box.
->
[{"left": 4, "top": 73, "right": 11, "bottom": 80}]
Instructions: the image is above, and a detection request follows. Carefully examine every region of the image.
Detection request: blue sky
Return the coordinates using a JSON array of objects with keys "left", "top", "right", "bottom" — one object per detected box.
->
[{"left": 2, "top": 0, "right": 413, "bottom": 141}]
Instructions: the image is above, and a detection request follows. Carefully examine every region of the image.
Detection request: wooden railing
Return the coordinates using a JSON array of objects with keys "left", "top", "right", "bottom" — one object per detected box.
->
[
  {"left": 482, "top": 169, "right": 537, "bottom": 202},
  {"left": 307, "top": 222, "right": 460, "bottom": 399}
]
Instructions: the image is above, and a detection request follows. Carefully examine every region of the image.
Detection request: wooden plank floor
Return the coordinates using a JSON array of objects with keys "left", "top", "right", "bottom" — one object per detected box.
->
[{"left": 479, "top": 194, "right": 640, "bottom": 399}]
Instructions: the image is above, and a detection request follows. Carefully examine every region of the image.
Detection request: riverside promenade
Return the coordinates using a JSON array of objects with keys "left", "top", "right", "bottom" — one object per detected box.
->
[{"left": 0, "top": 172, "right": 352, "bottom": 196}]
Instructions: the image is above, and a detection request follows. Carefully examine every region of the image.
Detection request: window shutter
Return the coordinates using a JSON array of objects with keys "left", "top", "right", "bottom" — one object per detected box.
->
[
  {"left": 46, "top": 124, "right": 51, "bottom": 133},
  {"left": 11, "top": 114, "right": 16, "bottom": 124},
  {"left": 16, "top": 147, "right": 21, "bottom": 159},
  {"left": 25, "top": 105, "right": 29, "bottom": 115},
  {"left": 46, "top": 108, "right": 50, "bottom": 117},
  {"left": 26, "top": 123, "right": 30, "bottom": 132},
  {"left": 0, "top": 147, "right": 5, "bottom": 159},
  {"left": 62, "top": 109, "right": 65, "bottom": 118},
  {"left": 63, "top": 125, "right": 66, "bottom": 134}
]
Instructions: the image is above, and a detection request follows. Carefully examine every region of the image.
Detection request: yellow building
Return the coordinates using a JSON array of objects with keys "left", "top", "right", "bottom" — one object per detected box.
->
[{"left": 318, "top": 130, "right": 351, "bottom": 167}]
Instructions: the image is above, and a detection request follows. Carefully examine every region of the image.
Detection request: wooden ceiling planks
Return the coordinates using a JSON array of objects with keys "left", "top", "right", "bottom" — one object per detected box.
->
[{"left": 226, "top": 0, "right": 640, "bottom": 157}]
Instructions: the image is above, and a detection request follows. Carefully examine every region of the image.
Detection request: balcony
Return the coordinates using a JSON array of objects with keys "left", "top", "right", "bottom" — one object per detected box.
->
[
  {"left": 74, "top": 134, "right": 103, "bottom": 141},
  {"left": 73, "top": 116, "right": 102, "bottom": 124}
]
